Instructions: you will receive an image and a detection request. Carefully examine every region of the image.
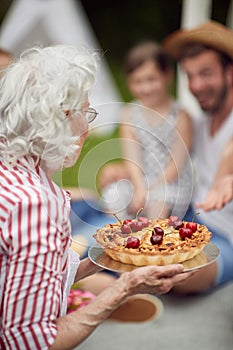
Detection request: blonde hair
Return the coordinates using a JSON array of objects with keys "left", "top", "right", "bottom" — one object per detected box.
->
[{"left": 0, "top": 45, "right": 99, "bottom": 169}]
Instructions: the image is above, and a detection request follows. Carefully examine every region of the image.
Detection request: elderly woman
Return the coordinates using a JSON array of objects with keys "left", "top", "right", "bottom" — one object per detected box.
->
[{"left": 0, "top": 45, "right": 192, "bottom": 350}]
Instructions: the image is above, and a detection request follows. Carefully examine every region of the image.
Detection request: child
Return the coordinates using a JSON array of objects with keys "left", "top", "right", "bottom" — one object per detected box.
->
[{"left": 100, "top": 41, "right": 193, "bottom": 219}]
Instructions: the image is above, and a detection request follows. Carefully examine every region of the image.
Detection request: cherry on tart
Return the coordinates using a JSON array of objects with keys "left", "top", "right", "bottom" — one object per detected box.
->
[
  {"left": 186, "top": 212, "right": 200, "bottom": 233},
  {"left": 168, "top": 215, "right": 184, "bottom": 229},
  {"left": 179, "top": 227, "right": 193, "bottom": 239},
  {"left": 150, "top": 234, "right": 163, "bottom": 245},
  {"left": 126, "top": 236, "right": 140, "bottom": 249},
  {"left": 115, "top": 208, "right": 150, "bottom": 233},
  {"left": 130, "top": 220, "right": 144, "bottom": 232},
  {"left": 123, "top": 219, "right": 132, "bottom": 225},
  {"left": 173, "top": 220, "right": 184, "bottom": 230},
  {"left": 168, "top": 215, "right": 179, "bottom": 226},
  {"left": 138, "top": 216, "right": 149, "bottom": 227},
  {"left": 186, "top": 222, "right": 197, "bottom": 233},
  {"left": 130, "top": 217, "right": 149, "bottom": 231},
  {"left": 130, "top": 209, "right": 150, "bottom": 231},
  {"left": 112, "top": 214, "right": 133, "bottom": 234},
  {"left": 153, "top": 226, "right": 164, "bottom": 237},
  {"left": 121, "top": 223, "right": 132, "bottom": 234}
]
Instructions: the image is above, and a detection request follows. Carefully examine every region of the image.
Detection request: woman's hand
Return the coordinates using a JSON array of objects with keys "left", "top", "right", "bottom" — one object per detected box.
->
[
  {"left": 52, "top": 263, "right": 194, "bottom": 349},
  {"left": 120, "top": 264, "right": 195, "bottom": 296}
]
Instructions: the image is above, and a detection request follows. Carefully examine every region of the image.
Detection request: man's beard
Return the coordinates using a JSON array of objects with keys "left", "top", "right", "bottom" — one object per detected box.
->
[{"left": 200, "top": 83, "right": 228, "bottom": 115}]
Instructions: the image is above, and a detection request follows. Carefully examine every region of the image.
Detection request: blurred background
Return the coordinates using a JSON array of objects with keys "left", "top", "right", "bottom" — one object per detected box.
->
[
  {"left": 0, "top": 0, "right": 231, "bottom": 101},
  {"left": 0, "top": 0, "right": 232, "bottom": 191}
]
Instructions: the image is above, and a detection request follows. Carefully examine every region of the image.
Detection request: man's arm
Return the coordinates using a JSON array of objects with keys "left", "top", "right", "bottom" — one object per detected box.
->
[{"left": 196, "top": 138, "right": 233, "bottom": 211}]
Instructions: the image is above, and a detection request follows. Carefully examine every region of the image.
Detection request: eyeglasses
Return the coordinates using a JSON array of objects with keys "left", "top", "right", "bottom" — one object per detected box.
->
[
  {"left": 64, "top": 107, "right": 98, "bottom": 124},
  {"left": 81, "top": 107, "right": 98, "bottom": 123}
]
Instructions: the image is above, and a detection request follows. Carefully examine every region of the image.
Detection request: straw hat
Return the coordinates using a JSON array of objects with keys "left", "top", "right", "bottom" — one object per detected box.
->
[{"left": 163, "top": 20, "right": 233, "bottom": 60}]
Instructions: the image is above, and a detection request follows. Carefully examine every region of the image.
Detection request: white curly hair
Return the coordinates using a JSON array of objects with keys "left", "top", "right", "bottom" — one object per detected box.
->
[{"left": 0, "top": 45, "right": 99, "bottom": 169}]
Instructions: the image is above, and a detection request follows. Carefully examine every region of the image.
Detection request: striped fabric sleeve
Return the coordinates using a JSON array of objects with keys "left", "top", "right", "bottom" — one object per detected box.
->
[{"left": 2, "top": 189, "right": 69, "bottom": 350}]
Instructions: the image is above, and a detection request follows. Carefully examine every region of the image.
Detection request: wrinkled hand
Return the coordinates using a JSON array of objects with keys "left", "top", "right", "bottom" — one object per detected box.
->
[
  {"left": 196, "top": 175, "right": 233, "bottom": 211},
  {"left": 122, "top": 264, "right": 195, "bottom": 296}
]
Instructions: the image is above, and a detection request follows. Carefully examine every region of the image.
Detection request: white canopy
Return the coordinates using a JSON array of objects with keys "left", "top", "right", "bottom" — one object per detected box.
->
[{"left": 0, "top": 0, "right": 121, "bottom": 133}]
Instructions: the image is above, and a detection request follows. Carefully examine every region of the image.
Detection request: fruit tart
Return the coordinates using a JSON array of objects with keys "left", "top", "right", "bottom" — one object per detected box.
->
[{"left": 93, "top": 212, "right": 212, "bottom": 266}]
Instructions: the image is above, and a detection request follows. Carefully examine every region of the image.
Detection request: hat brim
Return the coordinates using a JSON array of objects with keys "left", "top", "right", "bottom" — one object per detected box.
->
[{"left": 163, "top": 20, "right": 233, "bottom": 61}]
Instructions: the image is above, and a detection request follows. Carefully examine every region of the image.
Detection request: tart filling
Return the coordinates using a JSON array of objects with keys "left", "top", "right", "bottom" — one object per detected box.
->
[{"left": 93, "top": 218, "right": 212, "bottom": 266}]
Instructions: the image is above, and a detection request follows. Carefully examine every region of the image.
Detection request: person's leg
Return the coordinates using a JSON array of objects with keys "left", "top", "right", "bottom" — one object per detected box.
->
[
  {"left": 172, "top": 261, "right": 218, "bottom": 294},
  {"left": 210, "top": 232, "right": 233, "bottom": 286}
]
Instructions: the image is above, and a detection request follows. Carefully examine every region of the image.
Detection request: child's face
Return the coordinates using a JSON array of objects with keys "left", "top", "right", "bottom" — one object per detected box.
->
[{"left": 127, "top": 60, "right": 171, "bottom": 109}]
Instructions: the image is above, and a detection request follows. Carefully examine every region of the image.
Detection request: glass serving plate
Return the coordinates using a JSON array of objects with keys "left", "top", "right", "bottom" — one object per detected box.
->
[{"left": 88, "top": 242, "right": 220, "bottom": 273}]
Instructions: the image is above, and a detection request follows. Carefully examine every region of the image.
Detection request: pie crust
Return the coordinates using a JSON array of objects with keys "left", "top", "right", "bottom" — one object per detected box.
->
[{"left": 93, "top": 218, "right": 212, "bottom": 266}]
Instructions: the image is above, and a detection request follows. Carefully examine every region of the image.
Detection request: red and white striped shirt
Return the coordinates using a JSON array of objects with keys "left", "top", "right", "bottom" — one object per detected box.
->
[{"left": 0, "top": 156, "right": 74, "bottom": 349}]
